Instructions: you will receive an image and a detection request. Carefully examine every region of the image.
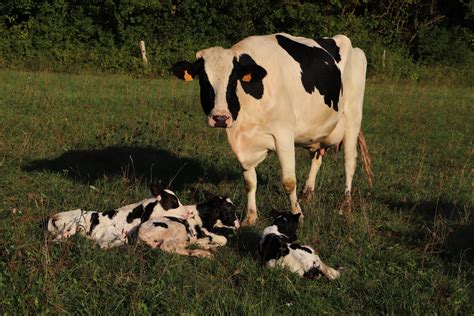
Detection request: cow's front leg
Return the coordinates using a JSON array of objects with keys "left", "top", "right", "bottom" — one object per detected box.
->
[
  {"left": 275, "top": 135, "right": 302, "bottom": 218},
  {"left": 242, "top": 168, "right": 258, "bottom": 226}
]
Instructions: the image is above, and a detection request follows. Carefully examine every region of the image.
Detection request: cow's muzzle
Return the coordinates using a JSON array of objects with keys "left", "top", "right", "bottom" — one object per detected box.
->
[
  {"left": 212, "top": 115, "right": 230, "bottom": 128},
  {"left": 208, "top": 110, "right": 233, "bottom": 128}
]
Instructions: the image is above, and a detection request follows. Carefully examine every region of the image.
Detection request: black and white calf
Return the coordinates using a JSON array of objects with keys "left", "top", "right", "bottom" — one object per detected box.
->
[
  {"left": 47, "top": 184, "right": 191, "bottom": 249},
  {"left": 138, "top": 194, "right": 240, "bottom": 257},
  {"left": 259, "top": 211, "right": 341, "bottom": 280}
]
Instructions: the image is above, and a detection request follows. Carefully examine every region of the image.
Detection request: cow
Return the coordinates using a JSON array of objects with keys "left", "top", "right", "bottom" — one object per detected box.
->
[
  {"left": 47, "top": 184, "right": 192, "bottom": 248},
  {"left": 172, "top": 33, "right": 373, "bottom": 226},
  {"left": 259, "top": 210, "right": 341, "bottom": 280},
  {"left": 138, "top": 193, "right": 240, "bottom": 257}
]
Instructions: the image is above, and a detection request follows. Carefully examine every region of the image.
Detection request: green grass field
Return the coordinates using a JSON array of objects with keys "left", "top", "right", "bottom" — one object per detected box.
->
[{"left": 1, "top": 69, "right": 472, "bottom": 314}]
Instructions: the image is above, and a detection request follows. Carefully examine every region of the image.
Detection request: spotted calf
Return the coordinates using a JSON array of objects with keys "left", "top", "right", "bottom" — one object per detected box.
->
[
  {"left": 47, "top": 184, "right": 191, "bottom": 248},
  {"left": 259, "top": 211, "right": 341, "bottom": 280},
  {"left": 138, "top": 194, "right": 240, "bottom": 258}
]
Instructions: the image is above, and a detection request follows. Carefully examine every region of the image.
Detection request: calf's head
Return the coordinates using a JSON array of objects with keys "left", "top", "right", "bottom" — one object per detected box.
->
[
  {"left": 48, "top": 209, "right": 86, "bottom": 239},
  {"left": 197, "top": 194, "right": 240, "bottom": 230},
  {"left": 172, "top": 47, "right": 267, "bottom": 128},
  {"left": 271, "top": 210, "right": 301, "bottom": 242}
]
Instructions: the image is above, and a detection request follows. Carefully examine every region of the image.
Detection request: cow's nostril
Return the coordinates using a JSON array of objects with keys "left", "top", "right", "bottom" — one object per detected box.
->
[{"left": 212, "top": 115, "right": 228, "bottom": 122}]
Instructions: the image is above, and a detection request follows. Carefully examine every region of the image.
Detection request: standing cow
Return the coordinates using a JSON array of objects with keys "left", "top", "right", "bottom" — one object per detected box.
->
[{"left": 173, "top": 33, "right": 372, "bottom": 226}]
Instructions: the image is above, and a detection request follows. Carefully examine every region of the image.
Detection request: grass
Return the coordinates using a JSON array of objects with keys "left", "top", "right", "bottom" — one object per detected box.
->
[{"left": 1, "top": 69, "right": 472, "bottom": 314}]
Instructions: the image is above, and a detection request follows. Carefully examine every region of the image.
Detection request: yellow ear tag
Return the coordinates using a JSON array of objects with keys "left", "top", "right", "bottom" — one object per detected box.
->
[
  {"left": 242, "top": 73, "right": 252, "bottom": 82},
  {"left": 184, "top": 70, "right": 193, "bottom": 81}
]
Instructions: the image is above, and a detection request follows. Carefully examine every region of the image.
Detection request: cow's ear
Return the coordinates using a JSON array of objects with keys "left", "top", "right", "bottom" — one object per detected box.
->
[
  {"left": 239, "top": 64, "right": 267, "bottom": 83},
  {"left": 172, "top": 61, "right": 195, "bottom": 81},
  {"left": 150, "top": 183, "right": 163, "bottom": 197},
  {"left": 172, "top": 58, "right": 204, "bottom": 81}
]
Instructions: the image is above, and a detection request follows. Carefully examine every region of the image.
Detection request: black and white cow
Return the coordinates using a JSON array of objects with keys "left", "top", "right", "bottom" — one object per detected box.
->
[
  {"left": 173, "top": 33, "right": 373, "bottom": 225},
  {"left": 138, "top": 194, "right": 240, "bottom": 257},
  {"left": 47, "top": 184, "right": 191, "bottom": 248},
  {"left": 259, "top": 211, "right": 341, "bottom": 280}
]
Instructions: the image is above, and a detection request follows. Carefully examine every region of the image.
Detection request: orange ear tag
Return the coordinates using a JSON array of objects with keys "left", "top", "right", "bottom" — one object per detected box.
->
[
  {"left": 184, "top": 70, "right": 193, "bottom": 81},
  {"left": 242, "top": 73, "right": 252, "bottom": 82}
]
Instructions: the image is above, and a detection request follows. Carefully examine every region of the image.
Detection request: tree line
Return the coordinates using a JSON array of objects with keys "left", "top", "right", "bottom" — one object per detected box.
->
[{"left": 0, "top": 0, "right": 472, "bottom": 79}]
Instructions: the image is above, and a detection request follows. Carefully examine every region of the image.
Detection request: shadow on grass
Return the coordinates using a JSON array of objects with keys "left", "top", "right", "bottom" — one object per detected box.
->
[
  {"left": 227, "top": 227, "right": 262, "bottom": 261},
  {"left": 22, "top": 145, "right": 238, "bottom": 190},
  {"left": 383, "top": 198, "right": 473, "bottom": 263}
]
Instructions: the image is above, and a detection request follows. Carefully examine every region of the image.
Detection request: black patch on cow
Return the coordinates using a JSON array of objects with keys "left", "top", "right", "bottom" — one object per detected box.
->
[
  {"left": 126, "top": 205, "right": 144, "bottom": 223},
  {"left": 259, "top": 234, "right": 290, "bottom": 262},
  {"left": 197, "top": 59, "right": 215, "bottom": 116},
  {"left": 225, "top": 58, "right": 242, "bottom": 121},
  {"left": 152, "top": 222, "right": 168, "bottom": 229},
  {"left": 142, "top": 201, "right": 158, "bottom": 222},
  {"left": 165, "top": 216, "right": 191, "bottom": 235},
  {"left": 89, "top": 212, "right": 100, "bottom": 235},
  {"left": 102, "top": 210, "right": 118, "bottom": 219},
  {"left": 238, "top": 54, "right": 265, "bottom": 99},
  {"left": 276, "top": 34, "right": 342, "bottom": 111},
  {"left": 194, "top": 225, "right": 205, "bottom": 239},
  {"left": 159, "top": 191, "right": 179, "bottom": 210},
  {"left": 315, "top": 38, "right": 341, "bottom": 63},
  {"left": 303, "top": 266, "right": 322, "bottom": 279},
  {"left": 289, "top": 243, "right": 313, "bottom": 254},
  {"left": 196, "top": 196, "right": 238, "bottom": 230}
]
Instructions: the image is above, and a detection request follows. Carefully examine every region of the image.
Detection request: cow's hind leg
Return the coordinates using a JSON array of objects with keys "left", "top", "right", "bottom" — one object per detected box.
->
[
  {"left": 340, "top": 47, "right": 366, "bottom": 214},
  {"left": 301, "top": 150, "right": 323, "bottom": 201}
]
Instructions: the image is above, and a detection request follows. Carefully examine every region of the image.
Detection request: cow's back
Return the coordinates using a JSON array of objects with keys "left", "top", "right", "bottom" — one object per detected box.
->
[{"left": 231, "top": 33, "right": 361, "bottom": 144}]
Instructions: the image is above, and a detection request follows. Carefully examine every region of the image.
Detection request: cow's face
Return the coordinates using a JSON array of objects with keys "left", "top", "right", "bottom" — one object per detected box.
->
[{"left": 172, "top": 48, "right": 267, "bottom": 128}]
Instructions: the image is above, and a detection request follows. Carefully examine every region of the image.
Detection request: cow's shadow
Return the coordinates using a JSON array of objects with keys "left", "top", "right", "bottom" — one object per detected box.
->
[
  {"left": 22, "top": 145, "right": 238, "bottom": 189},
  {"left": 227, "top": 227, "right": 262, "bottom": 261}
]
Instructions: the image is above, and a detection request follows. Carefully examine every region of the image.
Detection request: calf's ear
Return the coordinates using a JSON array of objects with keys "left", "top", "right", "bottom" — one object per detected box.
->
[
  {"left": 150, "top": 183, "right": 163, "bottom": 197},
  {"left": 239, "top": 64, "right": 267, "bottom": 83},
  {"left": 172, "top": 58, "right": 204, "bottom": 81}
]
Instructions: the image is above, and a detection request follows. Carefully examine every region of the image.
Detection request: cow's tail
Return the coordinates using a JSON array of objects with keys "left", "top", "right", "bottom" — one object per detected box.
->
[{"left": 358, "top": 130, "right": 374, "bottom": 186}]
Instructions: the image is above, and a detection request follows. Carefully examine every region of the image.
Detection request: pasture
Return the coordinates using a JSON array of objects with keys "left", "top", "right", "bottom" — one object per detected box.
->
[{"left": 0, "top": 69, "right": 472, "bottom": 314}]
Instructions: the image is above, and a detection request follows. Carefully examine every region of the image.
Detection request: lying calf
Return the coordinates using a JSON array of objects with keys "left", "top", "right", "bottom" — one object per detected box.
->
[
  {"left": 259, "top": 211, "right": 341, "bottom": 280},
  {"left": 47, "top": 184, "right": 191, "bottom": 248},
  {"left": 139, "top": 194, "right": 240, "bottom": 257}
]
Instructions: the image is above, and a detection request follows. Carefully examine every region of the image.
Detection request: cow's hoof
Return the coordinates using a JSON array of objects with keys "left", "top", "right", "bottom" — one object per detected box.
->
[
  {"left": 241, "top": 215, "right": 257, "bottom": 227},
  {"left": 339, "top": 196, "right": 352, "bottom": 215},
  {"left": 300, "top": 187, "right": 315, "bottom": 202}
]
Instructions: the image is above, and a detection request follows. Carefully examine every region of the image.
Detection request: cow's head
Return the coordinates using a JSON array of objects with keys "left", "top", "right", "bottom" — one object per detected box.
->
[{"left": 172, "top": 47, "right": 267, "bottom": 128}]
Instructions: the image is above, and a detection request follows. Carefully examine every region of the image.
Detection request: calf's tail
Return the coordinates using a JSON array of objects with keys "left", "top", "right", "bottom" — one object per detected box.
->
[{"left": 358, "top": 130, "right": 374, "bottom": 186}]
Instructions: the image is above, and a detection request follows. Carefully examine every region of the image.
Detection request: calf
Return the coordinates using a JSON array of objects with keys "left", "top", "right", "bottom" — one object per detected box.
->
[
  {"left": 138, "top": 194, "right": 240, "bottom": 257},
  {"left": 259, "top": 211, "right": 341, "bottom": 280},
  {"left": 47, "top": 184, "right": 191, "bottom": 248}
]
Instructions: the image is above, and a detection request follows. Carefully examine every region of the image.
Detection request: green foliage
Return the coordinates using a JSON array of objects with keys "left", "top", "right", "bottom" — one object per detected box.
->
[{"left": 0, "top": 0, "right": 472, "bottom": 78}]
